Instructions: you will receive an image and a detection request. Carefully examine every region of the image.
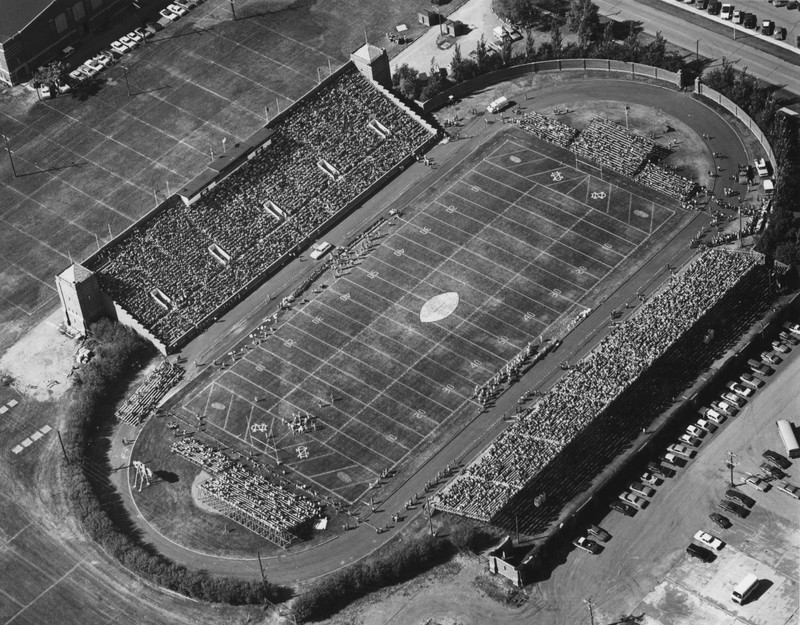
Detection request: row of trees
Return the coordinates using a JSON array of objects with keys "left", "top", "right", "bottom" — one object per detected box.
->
[
  {"left": 62, "top": 319, "right": 288, "bottom": 605},
  {"left": 703, "top": 60, "right": 800, "bottom": 266},
  {"left": 293, "top": 525, "right": 491, "bottom": 622},
  {"left": 393, "top": 1, "right": 683, "bottom": 101}
]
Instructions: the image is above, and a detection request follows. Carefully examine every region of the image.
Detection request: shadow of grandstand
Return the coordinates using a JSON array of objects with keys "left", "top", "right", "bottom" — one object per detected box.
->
[{"left": 492, "top": 263, "right": 773, "bottom": 540}]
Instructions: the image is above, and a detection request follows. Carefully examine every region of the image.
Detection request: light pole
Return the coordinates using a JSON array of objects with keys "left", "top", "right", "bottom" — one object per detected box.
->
[
  {"left": 696, "top": 39, "right": 699, "bottom": 64},
  {"left": 229, "top": 0, "right": 236, "bottom": 20},
  {"left": 121, "top": 65, "right": 130, "bottom": 96},
  {"left": 2, "top": 134, "right": 18, "bottom": 177},
  {"left": 583, "top": 598, "right": 595, "bottom": 625},
  {"left": 725, "top": 451, "right": 737, "bottom": 486},
  {"left": 624, "top": 105, "right": 629, "bottom": 130}
]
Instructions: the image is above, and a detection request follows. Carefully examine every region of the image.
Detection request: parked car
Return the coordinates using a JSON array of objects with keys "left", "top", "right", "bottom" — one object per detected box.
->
[
  {"left": 640, "top": 471, "right": 663, "bottom": 487},
  {"left": 668, "top": 444, "right": 697, "bottom": 459},
  {"left": 686, "top": 425, "right": 708, "bottom": 439},
  {"left": 127, "top": 30, "right": 145, "bottom": 44},
  {"left": 173, "top": 0, "right": 196, "bottom": 10},
  {"left": 774, "top": 481, "right": 800, "bottom": 499},
  {"left": 647, "top": 462, "right": 676, "bottom": 478},
  {"left": 679, "top": 434, "right": 703, "bottom": 448},
  {"left": 739, "top": 372, "right": 764, "bottom": 389},
  {"left": 83, "top": 58, "right": 104, "bottom": 74},
  {"left": 610, "top": 501, "right": 636, "bottom": 516},
  {"left": 686, "top": 543, "right": 715, "bottom": 562},
  {"left": 619, "top": 492, "right": 648, "bottom": 509},
  {"left": 778, "top": 331, "right": 799, "bottom": 345},
  {"left": 745, "top": 475, "right": 770, "bottom": 492},
  {"left": 721, "top": 392, "right": 746, "bottom": 408},
  {"left": 573, "top": 536, "right": 601, "bottom": 554},
  {"left": 661, "top": 452, "right": 687, "bottom": 467},
  {"left": 726, "top": 381, "right": 753, "bottom": 398},
  {"left": 588, "top": 525, "right": 611, "bottom": 542},
  {"left": 762, "top": 449, "right": 791, "bottom": 469},
  {"left": 119, "top": 35, "right": 138, "bottom": 49},
  {"left": 771, "top": 340, "right": 790, "bottom": 354},
  {"left": 702, "top": 408, "right": 727, "bottom": 424},
  {"left": 160, "top": 7, "right": 180, "bottom": 20},
  {"left": 694, "top": 531, "right": 725, "bottom": 550},
  {"left": 718, "top": 500, "right": 749, "bottom": 518},
  {"left": 629, "top": 482, "right": 656, "bottom": 498},
  {"left": 747, "top": 358, "right": 773, "bottom": 376},
  {"left": 711, "top": 400, "right": 738, "bottom": 416},
  {"left": 725, "top": 489, "right": 755, "bottom": 508},
  {"left": 709, "top": 512, "right": 732, "bottom": 529},
  {"left": 110, "top": 40, "right": 131, "bottom": 55},
  {"left": 696, "top": 419, "right": 718, "bottom": 434},
  {"left": 782, "top": 321, "right": 800, "bottom": 336},
  {"left": 167, "top": 3, "right": 188, "bottom": 15},
  {"left": 761, "top": 351, "right": 782, "bottom": 365},
  {"left": 759, "top": 462, "right": 786, "bottom": 480},
  {"left": 68, "top": 67, "right": 90, "bottom": 83}
]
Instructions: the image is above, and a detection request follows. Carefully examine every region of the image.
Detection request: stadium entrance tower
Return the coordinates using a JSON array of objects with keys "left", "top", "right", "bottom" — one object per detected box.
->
[
  {"left": 350, "top": 42, "right": 391, "bottom": 88},
  {"left": 55, "top": 263, "right": 110, "bottom": 336}
]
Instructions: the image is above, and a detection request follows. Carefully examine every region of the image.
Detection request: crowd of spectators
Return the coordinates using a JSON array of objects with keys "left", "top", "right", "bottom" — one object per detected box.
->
[
  {"left": 634, "top": 162, "right": 699, "bottom": 204},
  {"left": 434, "top": 250, "right": 762, "bottom": 521},
  {"left": 570, "top": 117, "right": 657, "bottom": 177},
  {"left": 171, "top": 438, "right": 320, "bottom": 545},
  {"left": 115, "top": 360, "right": 184, "bottom": 425},
  {"left": 89, "top": 67, "right": 435, "bottom": 346},
  {"left": 515, "top": 111, "right": 577, "bottom": 148}
]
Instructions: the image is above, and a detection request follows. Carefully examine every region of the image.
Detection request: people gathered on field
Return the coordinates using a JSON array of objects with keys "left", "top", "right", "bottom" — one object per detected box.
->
[
  {"left": 435, "top": 250, "right": 761, "bottom": 521},
  {"left": 90, "top": 68, "right": 433, "bottom": 346}
]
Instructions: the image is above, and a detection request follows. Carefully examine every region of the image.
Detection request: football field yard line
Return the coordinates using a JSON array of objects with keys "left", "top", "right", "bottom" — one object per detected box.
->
[
  {"left": 221, "top": 27, "right": 319, "bottom": 83},
  {"left": 325, "top": 278, "right": 509, "bottom": 367},
  {"left": 426, "top": 203, "right": 593, "bottom": 298},
  {"left": 270, "top": 306, "right": 466, "bottom": 416},
  {"left": 463, "top": 173, "right": 618, "bottom": 268},
  {"left": 218, "top": 370, "right": 398, "bottom": 465},
  {"left": 390, "top": 228, "right": 582, "bottom": 311},
  {"left": 247, "top": 20, "right": 340, "bottom": 62},
  {"left": 294, "top": 292, "right": 495, "bottom": 378},
  {"left": 290, "top": 305, "right": 481, "bottom": 392},
  {"left": 6, "top": 559, "right": 84, "bottom": 625}
]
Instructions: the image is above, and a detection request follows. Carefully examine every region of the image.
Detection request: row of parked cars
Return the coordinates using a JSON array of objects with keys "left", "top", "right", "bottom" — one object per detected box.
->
[
  {"left": 681, "top": 0, "right": 800, "bottom": 46},
  {"left": 44, "top": 0, "right": 202, "bottom": 95}
]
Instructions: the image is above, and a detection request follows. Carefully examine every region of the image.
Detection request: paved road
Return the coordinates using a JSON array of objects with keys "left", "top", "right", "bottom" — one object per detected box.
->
[{"left": 117, "top": 77, "right": 755, "bottom": 584}]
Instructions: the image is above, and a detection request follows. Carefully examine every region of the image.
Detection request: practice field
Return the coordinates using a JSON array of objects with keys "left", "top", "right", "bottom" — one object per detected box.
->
[{"left": 174, "top": 129, "right": 677, "bottom": 504}]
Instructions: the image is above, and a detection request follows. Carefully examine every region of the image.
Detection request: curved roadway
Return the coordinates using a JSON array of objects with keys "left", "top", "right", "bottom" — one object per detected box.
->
[{"left": 120, "top": 77, "right": 753, "bottom": 585}]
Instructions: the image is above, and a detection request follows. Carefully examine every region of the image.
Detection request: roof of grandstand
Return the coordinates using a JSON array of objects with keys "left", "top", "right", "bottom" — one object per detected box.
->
[{"left": 84, "top": 64, "right": 435, "bottom": 347}]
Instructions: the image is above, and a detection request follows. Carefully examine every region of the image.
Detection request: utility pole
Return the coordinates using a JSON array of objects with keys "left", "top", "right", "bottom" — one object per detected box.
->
[
  {"left": 256, "top": 550, "right": 268, "bottom": 596},
  {"left": 121, "top": 65, "right": 130, "bottom": 96},
  {"left": 229, "top": 0, "right": 236, "bottom": 20},
  {"left": 2, "top": 133, "right": 18, "bottom": 177},
  {"left": 583, "top": 597, "right": 595, "bottom": 625},
  {"left": 425, "top": 497, "right": 434, "bottom": 536},
  {"left": 57, "top": 430, "right": 70, "bottom": 464},
  {"left": 725, "top": 451, "right": 737, "bottom": 486}
]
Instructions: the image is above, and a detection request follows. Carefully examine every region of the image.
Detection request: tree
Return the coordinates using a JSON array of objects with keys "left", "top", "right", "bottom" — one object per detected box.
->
[
  {"left": 525, "top": 28, "right": 537, "bottom": 61},
  {"left": 550, "top": 19, "right": 563, "bottom": 56},
  {"left": 391, "top": 64, "right": 420, "bottom": 100},
  {"left": 566, "top": 0, "right": 600, "bottom": 41},
  {"left": 496, "top": 0, "right": 540, "bottom": 28},
  {"left": 33, "top": 61, "right": 66, "bottom": 90}
]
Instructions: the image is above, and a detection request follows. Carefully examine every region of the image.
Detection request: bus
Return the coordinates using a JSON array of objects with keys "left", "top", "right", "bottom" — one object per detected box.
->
[{"left": 776, "top": 420, "right": 800, "bottom": 459}]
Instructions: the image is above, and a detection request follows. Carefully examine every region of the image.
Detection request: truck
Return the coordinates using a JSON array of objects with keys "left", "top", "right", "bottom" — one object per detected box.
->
[
  {"left": 762, "top": 20, "right": 775, "bottom": 36},
  {"left": 721, "top": 3, "right": 734, "bottom": 18},
  {"left": 487, "top": 96, "right": 510, "bottom": 114}
]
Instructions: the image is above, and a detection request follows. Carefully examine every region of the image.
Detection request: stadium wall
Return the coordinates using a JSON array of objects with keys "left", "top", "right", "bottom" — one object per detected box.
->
[{"left": 419, "top": 60, "right": 777, "bottom": 187}]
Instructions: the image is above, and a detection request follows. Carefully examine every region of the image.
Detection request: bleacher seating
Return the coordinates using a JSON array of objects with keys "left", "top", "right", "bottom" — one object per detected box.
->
[{"left": 115, "top": 360, "right": 184, "bottom": 425}]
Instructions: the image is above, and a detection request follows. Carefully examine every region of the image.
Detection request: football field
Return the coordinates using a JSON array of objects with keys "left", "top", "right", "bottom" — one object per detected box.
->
[{"left": 177, "top": 130, "right": 677, "bottom": 504}]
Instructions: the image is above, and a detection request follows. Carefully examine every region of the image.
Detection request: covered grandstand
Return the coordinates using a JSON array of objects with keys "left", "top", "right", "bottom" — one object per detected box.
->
[{"left": 58, "top": 53, "right": 437, "bottom": 352}]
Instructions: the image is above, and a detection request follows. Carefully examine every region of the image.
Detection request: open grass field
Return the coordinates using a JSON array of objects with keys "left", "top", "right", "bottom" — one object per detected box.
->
[
  {"left": 0, "top": 0, "right": 449, "bottom": 354},
  {"left": 167, "top": 128, "right": 677, "bottom": 506}
]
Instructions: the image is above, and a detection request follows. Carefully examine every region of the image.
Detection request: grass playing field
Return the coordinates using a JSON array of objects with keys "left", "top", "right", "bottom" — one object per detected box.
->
[{"left": 172, "top": 128, "right": 677, "bottom": 505}]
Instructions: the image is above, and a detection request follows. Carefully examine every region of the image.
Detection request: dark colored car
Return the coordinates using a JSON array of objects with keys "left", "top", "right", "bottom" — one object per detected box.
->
[
  {"left": 610, "top": 501, "right": 636, "bottom": 516},
  {"left": 725, "top": 489, "right": 756, "bottom": 508},
  {"left": 763, "top": 449, "right": 792, "bottom": 470},
  {"left": 760, "top": 462, "right": 786, "bottom": 480},
  {"left": 686, "top": 543, "right": 715, "bottom": 562},
  {"left": 588, "top": 524, "right": 611, "bottom": 542},
  {"left": 647, "top": 462, "right": 676, "bottom": 478},
  {"left": 718, "top": 500, "right": 749, "bottom": 518},
  {"left": 709, "top": 512, "right": 732, "bottom": 529},
  {"left": 573, "top": 536, "right": 602, "bottom": 554}
]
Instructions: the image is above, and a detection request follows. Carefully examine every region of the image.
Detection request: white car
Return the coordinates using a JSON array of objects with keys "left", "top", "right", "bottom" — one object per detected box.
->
[
  {"left": 775, "top": 481, "right": 800, "bottom": 500},
  {"left": 702, "top": 408, "right": 727, "bottom": 424},
  {"left": 711, "top": 400, "right": 738, "bottom": 416},
  {"left": 160, "top": 8, "right": 180, "bottom": 20},
  {"left": 772, "top": 340, "right": 790, "bottom": 354},
  {"left": 110, "top": 40, "right": 131, "bottom": 55},
  {"left": 93, "top": 52, "right": 114, "bottom": 68},
  {"left": 668, "top": 444, "right": 697, "bottom": 459},
  {"left": 68, "top": 68, "right": 90, "bottom": 82},
  {"left": 679, "top": 434, "right": 702, "bottom": 448},
  {"left": 119, "top": 35, "right": 138, "bottom": 48},
  {"left": 630, "top": 482, "right": 656, "bottom": 498},
  {"left": 696, "top": 419, "right": 718, "bottom": 433},
  {"left": 726, "top": 381, "right": 753, "bottom": 398},
  {"left": 686, "top": 425, "right": 707, "bottom": 439},
  {"left": 83, "top": 58, "right": 104, "bottom": 74},
  {"left": 168, "top": 3, "right": 188, "bottom": 15},
  {"left": 761, "top": 351, "right": 782, "bottom": 365},
  {"left": 739, "top": 372, "right": 764, "bottom": 389},
  {"left": 640, "top": 472, "right": 662, "bottom": 487},
  {"left": 694, "top": 530, "right": 725, "bottom": 550},
  {"left": 127, "top": 30, "right": 144, "bottom": 44},
  {"left": 721, "top": 392, "right": 746, "bottom": 408},
  {"left": 784, "top": 321, "right": 800, "bottom": 337},
  {"left": 173, "top": 0, "right": 195, "bottom": 10},
  {"left": 745, "top": 476, "right": 770, "bottom": 492}
]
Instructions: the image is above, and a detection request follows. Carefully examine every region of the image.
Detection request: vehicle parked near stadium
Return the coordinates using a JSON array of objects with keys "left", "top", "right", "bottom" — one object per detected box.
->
[
  {"left": 668, "top": 444, "right": 697, "bottom": 459},
  {"left": 619, "top": 492, "right": 648, "bottom": 509},
  {"left": 760, "top": 351, "right": 782, "bottom": 365},
  {"left": 702, "top": 408, "right": 727, "bottom": 424},
  {"left": 694, "top": 530, "right": 725, "bottom": 550},
  {"left": 725, "top": 489, "right": 755, "bottom": 508},
  {"left": 759, "top": 462, "right": 786, "bottom": 480},
  {"left": 588, "top": 525, "right": 611, "bottom": 542},
  {"left": 686, "top": 543, "right": 715, "bottom": 562},
  {"left": 647, "top": 462, "right": 676, "bottom": 478},
  {"left": 725, "top": 381, "right": 753, "bottom": 398},
  {"left": 747, "top": 358, "right": 773, "bottom": 376},
  {"left": 709, "top": 512, "right": 732, "bottom": 529},
  {"left": 629, "top": 482, "right": 656, "bottom": 498},
  {"left": 771, "top": 340, "right": 790, "bottom": 354},
  {"left": 721, "top": 392, "right": 746, "bottom": 407},
  {"left": 774, "top": 481, "right": 800, "bottom": 499},
  {"left": 679, "top": 434, "right": 703, "bottom": 448},
  {"left": 573, "top": 536, "right": 601, "bottom": 554},
  {"left": 739, "top": 372, "right": 764, "bottom": 389},
  {"left": 718, "top": 500, "right": 749, "bottom": 518},
  {"left": 640, "top": 471, "right": 663, "bottom": 487},
  {"left": 696, "top": 419, "right": 718, "bottom": 433},
  {"left": 686, "top": 425, "right": 708, "bottom": 439},
  {"left": 762, "top": 449, "right": 791, "bottom": 469},
  {"left": 745, "top": 475, "right": 770, "bottom": 492},
  {"left": 610, "top": 501, "right": 637, "bottom": 516}
]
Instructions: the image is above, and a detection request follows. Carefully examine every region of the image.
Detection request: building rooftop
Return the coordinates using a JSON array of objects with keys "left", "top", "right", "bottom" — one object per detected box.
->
[
  {"left": 352, "top": 42, "right": 385, "bottom": 64},
  {"left": 58, "top": 263, "right": 93, "bottom": 284},
  {"left": 0, "top": 0, "right": 53, "bottom": 41}
]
